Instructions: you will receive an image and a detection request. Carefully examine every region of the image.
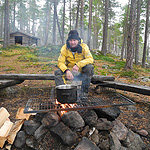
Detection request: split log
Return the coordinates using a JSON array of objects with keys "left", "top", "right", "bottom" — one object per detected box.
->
[
  {"left": 0, "top": 137, "right": 7, "bottom": 148},
  {"left": 16, "top": 107, "right": 33, "bottom": 120},
  {"left": 7, "top": 119, "right": 25, "bottom": 144},
  {"left": 0, "top": 107, "right": 10, "bottom": 128},
  {"left": 0, "top": 120, "right": 13, "bottom": 148}
]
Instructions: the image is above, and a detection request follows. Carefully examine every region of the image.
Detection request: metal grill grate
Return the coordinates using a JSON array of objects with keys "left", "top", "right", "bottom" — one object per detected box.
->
[{"left": 24, "top": 86, "right": 135, "bottom": 113}]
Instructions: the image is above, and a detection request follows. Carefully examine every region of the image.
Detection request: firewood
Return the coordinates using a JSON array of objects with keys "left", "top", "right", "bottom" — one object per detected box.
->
[
  {"left": 0, "top": 107, "right": 10, "bottom": 128},
  {"left": 7, "top": 119, "right": 25, "bottom": 144},
  {"left": 0, "top": 137, "right": 7, "bottom": 148},
  {"left": 0, "top": 120, "right": 13, "bottom": 148},
  {"left": 16, "top": 107, "right": 32, "bottom": 120}
]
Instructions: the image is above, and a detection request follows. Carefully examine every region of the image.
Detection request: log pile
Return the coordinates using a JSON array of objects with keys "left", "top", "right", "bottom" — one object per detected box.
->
[{"left": 0, "top": 107, "right": 32, "bottom": 149}]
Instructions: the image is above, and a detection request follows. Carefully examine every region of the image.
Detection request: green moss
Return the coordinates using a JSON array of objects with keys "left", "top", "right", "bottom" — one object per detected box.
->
[
  {"left": 18, "top": 54, "right": 39, "bottom": 62},
  {"left": 109, "top": 61, "right": 125, "bottom": 70},
  {"left": 120, "top": 70, "right": 138, "bottom": 78},
  {"left": 92, "top": 53, "right": 114, "bottom": 62}
]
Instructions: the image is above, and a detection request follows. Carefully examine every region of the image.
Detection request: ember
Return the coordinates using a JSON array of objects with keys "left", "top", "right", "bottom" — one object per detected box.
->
[{"left": 55, "top": 99, "right": 77, "bottom": 115}]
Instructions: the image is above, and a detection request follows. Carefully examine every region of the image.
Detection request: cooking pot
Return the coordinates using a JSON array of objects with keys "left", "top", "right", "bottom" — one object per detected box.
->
[{"left": 56, "top": 85, "right": 77, "bottom": 104}]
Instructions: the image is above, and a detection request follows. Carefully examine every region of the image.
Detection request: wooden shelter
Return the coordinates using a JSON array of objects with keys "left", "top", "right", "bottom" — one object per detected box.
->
[{"left": 10, "top": 31, "right": 40, "bottom": 46}]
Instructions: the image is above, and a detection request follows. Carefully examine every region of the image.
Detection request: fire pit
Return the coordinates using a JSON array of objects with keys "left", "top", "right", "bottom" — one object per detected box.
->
[{"left": 24, "top": 85, "right": 135, "bottom": 114}]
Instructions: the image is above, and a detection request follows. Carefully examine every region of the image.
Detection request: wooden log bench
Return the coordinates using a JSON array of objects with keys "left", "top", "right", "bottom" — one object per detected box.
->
[
  {"left": 0, "top": 80, "right": 24, "bottom": 89},
  {"left": 0, "top": 74, "right": 115, "bottom": 89},
  {"left": 0, "top": 74, "right": 115, "bottom": 81},
  {"left": 0, "top": 74, "right": 149, "bottom": 96},
  {"left": 92, "top": 81, "right": 150, "bottom": 96}
]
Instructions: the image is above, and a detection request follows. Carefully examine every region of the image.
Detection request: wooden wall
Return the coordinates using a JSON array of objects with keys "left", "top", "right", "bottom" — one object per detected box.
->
[{"left": 10, "top": 32, "right": 38, "bottom": 46}]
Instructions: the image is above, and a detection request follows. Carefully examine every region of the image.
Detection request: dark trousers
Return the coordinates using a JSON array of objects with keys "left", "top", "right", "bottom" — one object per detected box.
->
[{"left": 54, "top": 64, "right": 94, "bottom": 93}]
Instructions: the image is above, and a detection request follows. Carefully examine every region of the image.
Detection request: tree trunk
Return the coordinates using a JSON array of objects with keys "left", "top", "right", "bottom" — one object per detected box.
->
[
  {"left": 44, "top": 2, "right": 51, "bottom": 46},
  {"left": 135, "top": 0, "right": 141, "bottom": 65},
  {"left": 80, "top": 0, "right": 84, "bottom": 39},
  {"left": 0, "top": 7, "right": 4, "bottom": 38},
  {"left": 13, "top": 1, "right": 16, "bottom": 31},
  {"left": 142, "top": 0, "right": 150, "bottom": 68},
  {"left": 69, "top": 0, "right": 71, "bottom": 30},
  {"left": 62, "top": 0, "right": 65, "bottom": 45},
  {"left": 108, "top": 27, "right": 112, "bottom": 53},
  {"left": 3, "top": 0, "right": 10, "bottom": 48},
  {"left": 19, "top": 2, "right": 23, "bottom": 32},
  {"left": 53, "top": 1, "right": 57, "bottom": 45},
  {"left": 101, "top": 0, "right": 109, "bottom": 55},
  {"left": 32, "top": 18, "right": 35, "bottom": 36},
  {"left": 75, "top": 0, "right": 80, "bottom": 30},
  {"left": 125, "top": 0, "right": 136, "bottom": 70},
  {"left": 87, "top": 0, "right": 92, "bottom": 49},
  {"left": 93, "top": 15, "right": 97, "bottom": 49},
  {"left": 121, "top": 0, "right": 130, "bottom": 60},
  {"left": 56, "top": 10, "right": 63, "bottom": 44}
]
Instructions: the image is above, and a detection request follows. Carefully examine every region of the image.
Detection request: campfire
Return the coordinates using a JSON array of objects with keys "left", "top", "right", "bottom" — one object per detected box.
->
[
  {"left": 55, "top": 99, "right": 77, "bottom": 115},
  {"left": 0, "top": 86, "right": 147, "bottom": 150},
  {"left": 24, "top": 85, "right": 134, "bottom": 114}
]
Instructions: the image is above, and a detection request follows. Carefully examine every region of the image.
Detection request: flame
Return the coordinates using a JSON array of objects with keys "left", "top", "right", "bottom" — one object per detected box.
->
[{"left": 55, "top": 100, "right": 77, "bottom": 115}]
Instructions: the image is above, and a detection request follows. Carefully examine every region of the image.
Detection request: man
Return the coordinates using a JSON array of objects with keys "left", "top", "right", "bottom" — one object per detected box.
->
[{"left": 54, "top": 30, "right": 94, "bottom": 93}]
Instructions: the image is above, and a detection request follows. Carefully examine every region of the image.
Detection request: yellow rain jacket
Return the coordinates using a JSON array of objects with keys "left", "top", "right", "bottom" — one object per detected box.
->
[{"left": 57, "top": 42, "right": 94, "bottom": 72}]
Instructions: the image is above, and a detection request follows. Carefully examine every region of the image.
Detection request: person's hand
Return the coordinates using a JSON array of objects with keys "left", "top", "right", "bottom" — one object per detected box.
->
[
  {"left": 66, "top": 70, "right": 74, "bottom": 80},
  {"left": 72, "top": 65, "right": 79, "bottom": 72}
]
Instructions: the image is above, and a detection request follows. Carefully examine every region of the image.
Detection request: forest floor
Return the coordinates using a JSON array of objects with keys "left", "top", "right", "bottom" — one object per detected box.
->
[{"left": 0, "top": 45, "right": 150, "bottom": 148}]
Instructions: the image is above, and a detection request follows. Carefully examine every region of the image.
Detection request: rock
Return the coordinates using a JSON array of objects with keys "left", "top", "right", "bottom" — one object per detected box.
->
[
  {"left": 74, "top": 137, "right": 100, "bottom": 150},
  {"left": 14, "top": 131, "right": 26, "bottom": 148},
  {"left": 98, "top": 138, "right": 110, "bottom": 150},
  {"left": 34, "top": 125, "right": 49, "bottom": 141},
  {"left": 128, "top": 125, "right": 137, "bottom": 132},
  {"left": 81, "top": 125, "right": 90, "bottom": 136},
  {"left": 112, "top": 120, "right": 128, "bottom": 141},
  {"left": 61, "top": 111, "right": 85, "bottom": 128},
  {"left": 24, "top": 120, "right": 41, "bottom": 135},
  {"left": 82, "top": 110, "right": 98, "bottom": 126},
  {"left": 121, "top": 130, "right": 147, "bottom": 149},
  {"left": 50, "top": 121, "right": 78, "bottom": 146},
  {"left": 94, "top": 118, "right": 114, "bottom": 131},
  {"left": 38, "top": 131, "right": 73, "bottom": 150},
  {"left": 128, "top": 131, "right": 147, "bottom": 149},
  {"left": 5, "top": 86, "right": 21, "bottom": 95},
  {"left": 34, "top": 113, "right": 46, "bottom": 122},
  {"left": 26, "top": 136, "right": 38, "bottom": 149},
  {"left": 91, "top": 129, "right": 99, "bottom": 145},
  {"left": 127, "top": 105, "right": 137, "bottom": 111},
  {"left": 94, "top": 107, "right": 120, "bottom": 121},
  {"left": 109, "top": 132, "right": 122, "bottom": 150},
  {"left": 41, "top": 112, "right": 60, "bottom": 128},
  {"left": 142, "top": 78, "right": 150, "bottom": 82},
  {"left": 136, "top": 129, "right": 149, "bottom": 137}
]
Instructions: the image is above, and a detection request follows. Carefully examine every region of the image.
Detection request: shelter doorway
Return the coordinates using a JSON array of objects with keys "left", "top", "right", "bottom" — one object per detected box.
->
[{"left": 15, "top": 36, "right": 22, "bottom": 45}]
